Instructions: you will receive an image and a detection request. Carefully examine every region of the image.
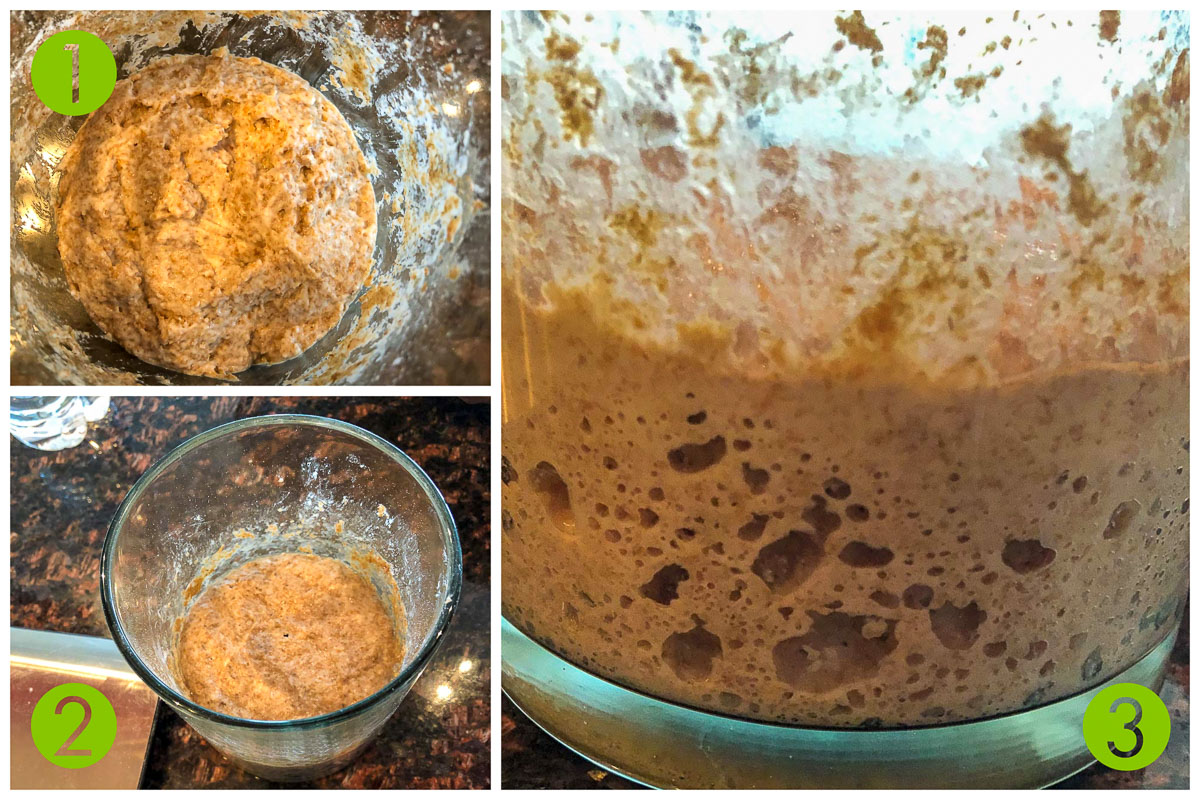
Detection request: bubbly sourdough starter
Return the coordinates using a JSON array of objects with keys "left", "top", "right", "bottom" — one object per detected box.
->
[
  {"left": 501, "top": 283, "right": 1188, "bottom": 726},
  {"left": 501, "top": 10, "right": 1189, "bottom": 729},
  {"left": 176, "top": 553, "right": 402, "bottom": 720},
  {"left": 56, "top": 52, "right": 376, "bottom": 379}
]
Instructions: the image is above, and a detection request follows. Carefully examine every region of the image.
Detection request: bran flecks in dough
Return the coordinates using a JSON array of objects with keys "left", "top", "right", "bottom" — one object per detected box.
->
[
  {"left": 177, "top": 553, "right": 403, "bottom": 721},
  {"left": 56, "top": 52, "right": 377, "bottom": 378}
]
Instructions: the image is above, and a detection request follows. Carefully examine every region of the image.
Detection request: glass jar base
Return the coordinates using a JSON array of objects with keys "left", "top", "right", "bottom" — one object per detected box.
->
[
  {"left": 502, "top": 617, "right": 1178, "bottom": 789},
  {"left": 216, "top": 742, "right": 368, "bottom": 783}
]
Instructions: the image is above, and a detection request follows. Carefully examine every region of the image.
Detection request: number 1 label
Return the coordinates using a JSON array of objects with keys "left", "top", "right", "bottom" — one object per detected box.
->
[
  {"left": 30, "top": 30, "right": 117, "bottom": 116},
  {"left": 63, "top": 43, "right": 81, "bottom": 105}
]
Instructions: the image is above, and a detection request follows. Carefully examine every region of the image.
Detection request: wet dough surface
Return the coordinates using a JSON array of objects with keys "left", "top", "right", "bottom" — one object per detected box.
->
[
  {"left": 177, "top": 553, "right": 402, "bottom": 720},
  {"left": 56, "top": 52, "right": 376, "bottom": 378}
]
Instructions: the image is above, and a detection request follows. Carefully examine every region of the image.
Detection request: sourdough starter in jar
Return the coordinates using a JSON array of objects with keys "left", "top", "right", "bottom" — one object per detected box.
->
[
  {"left": 501, "top": 12, "right": 1189, "bottom": 726},
  {"left": 176, "top": 553, "right": 403, "bottom": 721}
]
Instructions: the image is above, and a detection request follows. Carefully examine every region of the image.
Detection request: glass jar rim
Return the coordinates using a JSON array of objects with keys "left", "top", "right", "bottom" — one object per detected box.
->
[{"left": 99, "top": 413, "right": 463, "bottom": 730}]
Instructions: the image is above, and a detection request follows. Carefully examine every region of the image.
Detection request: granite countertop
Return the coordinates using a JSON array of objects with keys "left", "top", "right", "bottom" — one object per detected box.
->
[
  {"left": 11, "top": 396, "right": 490, "bottom": 789},
  {"left": 502, "top": 609, "right": 1190, "bottom": 789}
]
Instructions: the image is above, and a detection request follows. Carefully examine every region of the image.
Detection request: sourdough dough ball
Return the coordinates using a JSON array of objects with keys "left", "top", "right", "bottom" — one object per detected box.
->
[{"left": 56, "top": 52, "right": 377, "bottom": 379}]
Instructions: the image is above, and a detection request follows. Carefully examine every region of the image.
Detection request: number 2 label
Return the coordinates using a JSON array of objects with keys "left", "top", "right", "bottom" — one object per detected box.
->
[
  {"left": 30, "top": 683, "right": 117, "bottom": 768},
  {"left": 53, "top": 695, "right": 94, "bottom": 757}
]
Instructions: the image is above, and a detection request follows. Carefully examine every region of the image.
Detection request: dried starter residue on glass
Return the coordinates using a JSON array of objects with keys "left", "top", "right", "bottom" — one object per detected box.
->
[{"left": 502, "top": 11, "right": 1188, "bottom": 390}]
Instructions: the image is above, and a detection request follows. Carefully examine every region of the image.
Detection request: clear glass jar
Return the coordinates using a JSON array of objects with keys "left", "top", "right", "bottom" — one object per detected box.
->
[
  {"left": 10, "top": 395, "right": 109, "bottom": 450},
  {"left": 101, "top": 415, "right": 462, "bottom": 780},
  {"left": 500, "top": 10, "right": 1188, "bottom": 787}
]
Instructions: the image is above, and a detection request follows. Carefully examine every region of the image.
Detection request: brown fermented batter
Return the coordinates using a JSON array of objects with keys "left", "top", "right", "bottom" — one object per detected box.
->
[
  {"left": 56, "top": 52, "right": 376, "bottom": 378},
  {"left": 502, "top": 281, "right": 1189, "bottom": 727},
  {"left": 176, "top": 553, "right": 402, "bottom": 720}
]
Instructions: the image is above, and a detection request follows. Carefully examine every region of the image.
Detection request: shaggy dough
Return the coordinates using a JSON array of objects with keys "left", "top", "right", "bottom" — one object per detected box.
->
[
  {"left": 56, "top": 52, "right": 377, "bottom": 378},
  {"left": 177, "top": 553, "right": 403, "bottom": 721}
]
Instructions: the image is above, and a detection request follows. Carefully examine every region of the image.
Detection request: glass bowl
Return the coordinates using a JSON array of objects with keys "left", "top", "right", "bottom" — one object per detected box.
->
[{"left": 12, "top": 10, "right": 489, "bottom": 385}]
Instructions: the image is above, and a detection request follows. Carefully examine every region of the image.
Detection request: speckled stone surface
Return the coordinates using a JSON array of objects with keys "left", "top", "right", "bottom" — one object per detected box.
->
[
  {"left": 501, "top": 608, "right": 1189, "bottom": 790},
  {"left": 11, "top": 396, "right": 490, "bottom": 789}
]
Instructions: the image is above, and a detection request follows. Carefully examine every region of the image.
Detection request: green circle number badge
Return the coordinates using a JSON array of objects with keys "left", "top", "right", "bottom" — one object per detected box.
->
[
  {"left": 31, "top": 30, "right": 117, "bottom": 116},
  {"left": 1082, "top": 682, "right": 1170, "bottom": 771},
  {"left": 30, "top": 683, "right": 117, "bottom": 768}
]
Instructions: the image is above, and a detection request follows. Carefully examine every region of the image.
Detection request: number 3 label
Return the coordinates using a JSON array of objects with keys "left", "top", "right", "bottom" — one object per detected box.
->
[
  {"left": 30, "top": 683, "right": 118, "bottom": 768},
  {"left": 30, "top": 30, "right": 117, "bottom": 116},
  {"left": 1082, "top": 682, "right": 1171, "bottom": 771}
]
